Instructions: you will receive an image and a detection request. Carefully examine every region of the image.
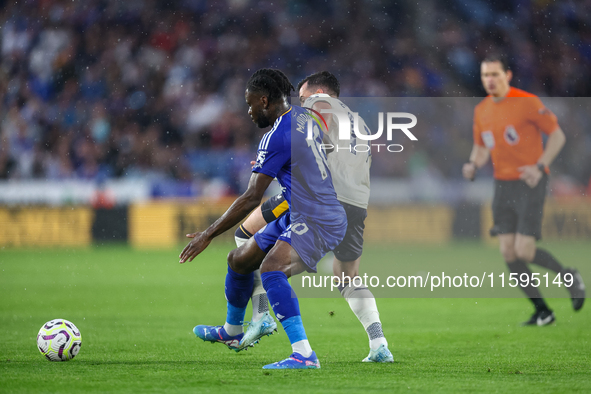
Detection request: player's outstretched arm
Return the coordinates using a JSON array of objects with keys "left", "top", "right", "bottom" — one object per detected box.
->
[
  {"left": 462, "top": 144, "right": 490, "bottom": 181},
  {"left": 179, "top": 172, "right": 274, "bottom": 263}
]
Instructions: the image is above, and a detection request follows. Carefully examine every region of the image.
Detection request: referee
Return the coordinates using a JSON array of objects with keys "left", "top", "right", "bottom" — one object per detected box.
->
[{"left": 462, "top": 54, "right": 586, "bottom": 326}]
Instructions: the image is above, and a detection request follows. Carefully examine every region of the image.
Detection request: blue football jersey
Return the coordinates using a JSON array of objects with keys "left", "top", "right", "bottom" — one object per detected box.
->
[{"left": 252, "top": 106, "right": 343, "bottom": 220}]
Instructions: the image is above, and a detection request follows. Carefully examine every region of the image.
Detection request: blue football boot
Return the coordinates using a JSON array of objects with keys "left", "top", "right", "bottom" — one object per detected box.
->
[
  {"left": 262, "top": 351, "right": 320, "bottom": 369},
  {"left": 193, "top": 325, "right": 244, "bottom": 352}
]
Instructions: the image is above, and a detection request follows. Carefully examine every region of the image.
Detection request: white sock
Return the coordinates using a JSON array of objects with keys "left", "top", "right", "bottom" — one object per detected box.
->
[
  {"left": 234, "top": 235, "right": 249, "bottom": 248},
  {"left": 223, "top": 323, "right": 243, "bottom": 336},
  {"left": 367, "top": 323, "right": 388, "bottom": 350},
  {"left": 251, "top": 270, "right": 269, "bottom": 321},
  {"left": 340, "top": 284, "right": 388, "bottom": 350},
  {"left": 291, "top": 339, "right": 313, "bottom": 358}
]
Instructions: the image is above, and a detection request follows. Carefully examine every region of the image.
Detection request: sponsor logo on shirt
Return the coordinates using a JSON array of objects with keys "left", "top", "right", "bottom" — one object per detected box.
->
[
  {"left": 482, "top": 131, "right": 495, "bottom": 149},
  {"left": 504, "top": 125, "right": 519, "bottom": 145}
]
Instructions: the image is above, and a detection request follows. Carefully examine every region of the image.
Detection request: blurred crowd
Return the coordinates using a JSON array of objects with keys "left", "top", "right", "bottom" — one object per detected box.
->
[{"left": 0, "top": 0, "right": 590, "bottom": 195}]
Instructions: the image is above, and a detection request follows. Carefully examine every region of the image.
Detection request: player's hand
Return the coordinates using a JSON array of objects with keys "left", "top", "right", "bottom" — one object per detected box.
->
[
  {"left": 462, "top": 162, "right": 477, "bottom": 181},
  {"left": 179, "top": 232, "right": 212, "bottom": 263},
  {"left": 518, "top": 165, "right": 543, "bottom": 188}
]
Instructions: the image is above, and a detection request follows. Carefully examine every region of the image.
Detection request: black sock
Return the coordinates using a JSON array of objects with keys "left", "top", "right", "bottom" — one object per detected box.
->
[
  {"left": 531, "top": 248, "right": 564, "bottom": 274},
  {"left": 507, "top": 259, "right": 549, "bottom": 312}
]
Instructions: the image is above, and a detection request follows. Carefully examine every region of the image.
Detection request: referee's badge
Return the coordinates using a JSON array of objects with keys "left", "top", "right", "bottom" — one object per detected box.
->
[
  {"left": 482, "top": 131, "right": 495, "bottom": 149},
  {"left": 504, "top": 125, "right": 520, "bottom": 145}
]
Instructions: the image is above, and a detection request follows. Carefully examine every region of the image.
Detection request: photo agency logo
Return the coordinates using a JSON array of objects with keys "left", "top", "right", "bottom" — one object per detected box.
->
[{"left": 305, "top": 108, "right": 418, "bottom": 153}]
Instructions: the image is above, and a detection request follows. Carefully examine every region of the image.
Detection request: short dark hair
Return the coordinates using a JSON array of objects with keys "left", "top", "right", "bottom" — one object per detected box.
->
[
  {"left": 246, "top": 69, "right": 294, "bottom": 103},
  {"left": 297, "top": 71, "right": 340, "bottom": 97},
  {"left": 482, "top": 54, "right": 510, "bottom": 72}
]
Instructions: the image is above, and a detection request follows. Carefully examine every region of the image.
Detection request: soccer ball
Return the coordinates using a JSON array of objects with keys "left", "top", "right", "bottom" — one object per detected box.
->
[{"left": 37, "top": 319, "right": 82, "bottom": 361}]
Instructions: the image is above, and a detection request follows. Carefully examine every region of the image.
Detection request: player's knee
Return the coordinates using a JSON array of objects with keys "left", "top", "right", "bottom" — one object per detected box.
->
[
  {"left": 515, "top": 245, "right": 535, "bottom": 263},
  {"left": 227, "top": 249, "right": 237, "bottom": 270},
  {"left": 259, "top": 258, "right": 279, "bottom": 274},
  {"left": 227, "top": 249, "right": 247, "bottom": 274},
  {"left": 260, "top": 256, "right": 292, "bottom": 276},
  {"left": 499, "top": 243, "right": 516, "bottom": 262},
  {"left": 335, "top": 267, "right": 358, "bottom": 278},
  {"left": 259, "top": 263, "right": 270, "bottom": 274},
  {"left": 334, "top": 261, "right": 359, "bottom": 278}
]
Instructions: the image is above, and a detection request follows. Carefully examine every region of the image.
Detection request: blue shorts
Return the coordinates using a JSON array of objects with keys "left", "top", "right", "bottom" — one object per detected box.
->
[
  {"left": 253, "top": 212, "right": 347, "bottom": 273},
  {"left": 253, "top": 214, "right": 292, "bottom": 254}
]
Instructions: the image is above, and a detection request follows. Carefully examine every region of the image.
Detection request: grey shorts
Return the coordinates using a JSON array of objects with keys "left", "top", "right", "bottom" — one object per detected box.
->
[{"left": 490, "top": 175, "right": 548, "bottom": 240}]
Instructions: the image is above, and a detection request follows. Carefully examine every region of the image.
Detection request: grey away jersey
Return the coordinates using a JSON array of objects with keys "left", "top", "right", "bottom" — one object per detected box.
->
[{"left": 303, "top": 93, "right": 371, "bottom": 209}]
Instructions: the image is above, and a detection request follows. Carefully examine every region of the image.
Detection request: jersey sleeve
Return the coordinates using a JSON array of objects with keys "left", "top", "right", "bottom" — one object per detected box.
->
[
  {"left": 473, "top": 107, "right": 484, "bottom": 146},
  {"left": 252, "top": 128, "right": 289, "bottom": 179},
  {"left": 527, "top": 97, "right": 559, "bottom": 135},
  {"left": 303, "top": 94, "right": 332, "bottom": 131}
]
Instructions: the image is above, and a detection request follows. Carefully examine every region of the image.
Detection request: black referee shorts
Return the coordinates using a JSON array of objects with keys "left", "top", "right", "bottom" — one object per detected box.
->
[
  {"left": 333, "top": 201, "right": 367, "bottom": 262},
  {"left": 491, "top": 174, "right": 548, "bottom": 240}
]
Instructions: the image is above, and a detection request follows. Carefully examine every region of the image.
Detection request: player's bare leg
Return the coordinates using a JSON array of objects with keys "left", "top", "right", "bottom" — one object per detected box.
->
[
  {"left": 333, "top": 257, "right": 392, "bottom": 362},
  {"left": 227, "top": 236, "right": 267, "bottom": 275},
  {"left": 240, "top": 205, "right": 268, "bottom": 239},
  {"left": 514, "top": 234, "right": 536, "bottom": 263}
]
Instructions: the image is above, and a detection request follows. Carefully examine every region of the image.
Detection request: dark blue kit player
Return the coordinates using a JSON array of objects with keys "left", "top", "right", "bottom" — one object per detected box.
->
[{"left": 179, "top": 68, "right": 346, "bottom": 369}]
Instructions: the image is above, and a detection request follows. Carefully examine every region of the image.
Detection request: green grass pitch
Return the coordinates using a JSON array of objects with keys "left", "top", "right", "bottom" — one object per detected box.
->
[{"left": 1, "top": 241, "right": 590, "bottom": 393}]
